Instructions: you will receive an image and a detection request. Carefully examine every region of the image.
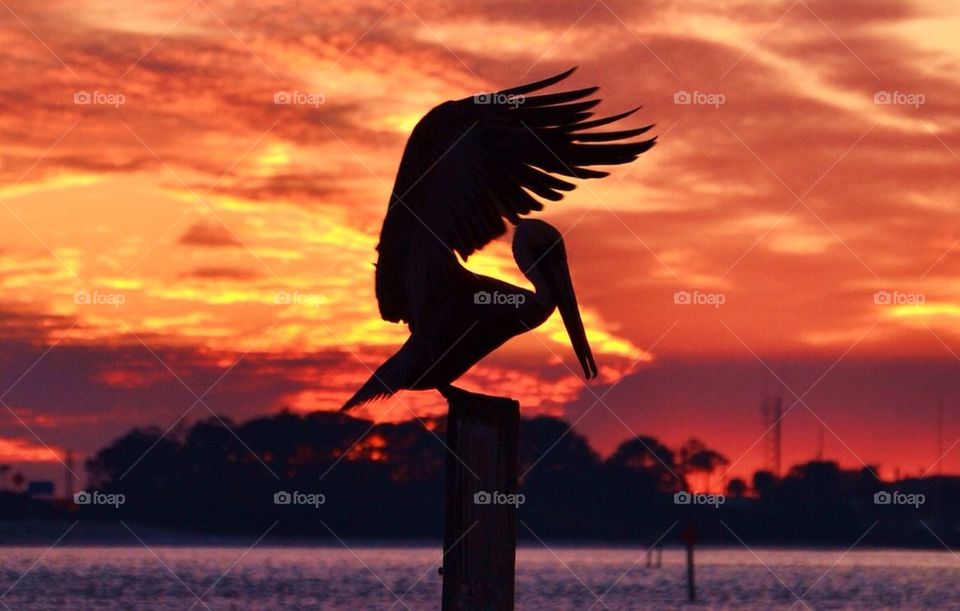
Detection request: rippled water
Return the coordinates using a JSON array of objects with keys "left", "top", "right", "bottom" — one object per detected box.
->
[{"left": 1, "top": 545, "right": 958, "bottom": 609}]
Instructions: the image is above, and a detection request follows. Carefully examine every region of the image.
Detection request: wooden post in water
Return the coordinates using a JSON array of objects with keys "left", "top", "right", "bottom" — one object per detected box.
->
[
  {"left": 441, "top": 388, "right": 520, "bottom": 611},
  {"left": 681, "top": 520, "right": 697, "bottom": 603}
]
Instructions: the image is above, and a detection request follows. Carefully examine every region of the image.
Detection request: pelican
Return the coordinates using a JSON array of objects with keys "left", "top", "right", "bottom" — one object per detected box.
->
[{"left": 342, "top": 67, "right": 655, "bottom": 410}]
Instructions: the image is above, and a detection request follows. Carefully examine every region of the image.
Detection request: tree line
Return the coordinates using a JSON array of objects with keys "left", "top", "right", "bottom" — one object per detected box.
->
[{"left": 2, "top": 410, "right": 957, "bottom": 546}]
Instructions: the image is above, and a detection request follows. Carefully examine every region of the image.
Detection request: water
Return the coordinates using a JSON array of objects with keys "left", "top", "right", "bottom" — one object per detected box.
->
[{"left": 1, "top": 545, "right": 958, "bottom": 609}]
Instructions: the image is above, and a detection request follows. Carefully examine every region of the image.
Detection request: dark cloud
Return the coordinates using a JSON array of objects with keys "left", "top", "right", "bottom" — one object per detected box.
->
[
  {"left": 177, "top": 221, "right": 242, "bottom": 247},
  {"left": 180, "top": 266, "right": 263, "bottom": 280},
  {"left": 0, "top": 306, "right": 76, "bottom": 344},
  {"left": 191, "top": 172, "right": 348, "bottom": 205},
  {"left": 0, "top": 338, "right": 362, "bottom": 461}
]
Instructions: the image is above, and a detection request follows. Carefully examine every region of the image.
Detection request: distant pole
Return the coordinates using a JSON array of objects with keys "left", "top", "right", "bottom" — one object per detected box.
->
[
  {"left": 441, "top": 388, "right": 519, "bottom": 611},
  {"left": 773, "top": 396, "right": 782, "bottom": 476},
  {"left": 681, "top": 520, "right": 697, "bottom": 603}
]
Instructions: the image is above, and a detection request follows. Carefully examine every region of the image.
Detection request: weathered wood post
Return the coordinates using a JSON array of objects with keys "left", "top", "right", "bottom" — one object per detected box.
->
[{"left": 441, "top": 387, "right": 520, "bottom": 611}]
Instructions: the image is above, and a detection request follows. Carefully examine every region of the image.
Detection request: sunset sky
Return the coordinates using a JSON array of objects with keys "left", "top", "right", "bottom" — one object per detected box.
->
[{"left": 2, "top": 0, "right": 960, "bottom": 488}]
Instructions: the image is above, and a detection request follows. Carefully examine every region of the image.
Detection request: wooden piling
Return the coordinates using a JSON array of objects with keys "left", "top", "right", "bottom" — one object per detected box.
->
[
  {"left": 681, "top": 520, "right": 697, "bottom": 603},
  {"left": 441, "top": 388, "right": 520, "bottom": 611}
]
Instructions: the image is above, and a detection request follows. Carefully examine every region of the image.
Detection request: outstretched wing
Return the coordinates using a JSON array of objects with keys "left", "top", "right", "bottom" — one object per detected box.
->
[{"left": 376, "top": 67, "right": 655, "bottom": 324}]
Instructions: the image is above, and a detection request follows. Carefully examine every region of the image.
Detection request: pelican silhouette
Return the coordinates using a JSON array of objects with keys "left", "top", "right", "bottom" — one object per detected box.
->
[{"left": 342, "top": 67, "right": 655, "bottom": 410}]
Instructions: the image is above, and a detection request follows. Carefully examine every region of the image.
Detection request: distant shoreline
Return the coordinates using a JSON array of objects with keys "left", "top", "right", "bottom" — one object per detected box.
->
[{"left": 0, "top": 520, "right": 951, "bottom": 551}]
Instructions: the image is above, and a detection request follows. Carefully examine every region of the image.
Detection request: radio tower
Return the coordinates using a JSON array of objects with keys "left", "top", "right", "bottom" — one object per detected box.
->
[{"left": 760, "top": 395, "right": 783, "bottom": 476}]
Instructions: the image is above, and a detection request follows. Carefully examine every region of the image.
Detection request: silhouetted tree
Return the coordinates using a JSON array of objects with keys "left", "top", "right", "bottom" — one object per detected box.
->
[
  {"left": 679, "top": 438, "right": 729, "bottom": 490},
  {"left": 607, "top": 437, "right": 678, "bottom": 492},
  {"left": 41, "top": 411, "right": 952, "bottom": 546},
  {"left": 727, "top": 477, "right": 747, "bottom": 498},
  {"left": 517, "top": 417, "right": 602, "bottom": 536},
  {"left": 752, "top": 470, "right": 777, "bottom": 498}
]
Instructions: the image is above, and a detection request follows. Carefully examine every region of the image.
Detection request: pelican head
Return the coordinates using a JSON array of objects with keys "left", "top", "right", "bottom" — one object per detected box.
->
[{"left": 513, "top": 219, "right": 598, "bottom": 379}]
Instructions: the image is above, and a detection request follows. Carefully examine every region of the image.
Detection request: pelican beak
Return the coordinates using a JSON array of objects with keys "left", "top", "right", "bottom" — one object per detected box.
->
[{"left": 543, "top": 252, "right": 598, "bottom": 380}]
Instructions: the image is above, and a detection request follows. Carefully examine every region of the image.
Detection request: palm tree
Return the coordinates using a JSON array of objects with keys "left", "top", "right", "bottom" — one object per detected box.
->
[
  {"left": 679, "top": 438, "right": 729, "bottom": 491},
  {"left": 607, "top": 436, "right": 679, "bottom": 492}
]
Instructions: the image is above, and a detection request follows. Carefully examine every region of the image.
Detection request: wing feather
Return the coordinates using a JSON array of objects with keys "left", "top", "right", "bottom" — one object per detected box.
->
[{"left": 375, "top": 67, "right": 655, "bottom": 323}]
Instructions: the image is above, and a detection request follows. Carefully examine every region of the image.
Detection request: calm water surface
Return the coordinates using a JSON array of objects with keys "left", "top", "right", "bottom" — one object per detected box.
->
[{"left": 1, "top": 546, "right": 958, "bottom": 609}]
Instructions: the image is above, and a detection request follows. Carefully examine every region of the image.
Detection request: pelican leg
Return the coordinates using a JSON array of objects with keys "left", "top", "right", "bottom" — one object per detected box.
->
[
  {"left": 439, "top": 384, "right": 515, "bottom": 406},
  {"left": 439, "top": 384, "right": 467, "bottom": 401}
]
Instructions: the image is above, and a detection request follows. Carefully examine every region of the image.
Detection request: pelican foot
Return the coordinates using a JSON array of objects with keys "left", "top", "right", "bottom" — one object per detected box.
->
[{"left": 439, "top": 385, "right": 517, "bottom": 407}]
